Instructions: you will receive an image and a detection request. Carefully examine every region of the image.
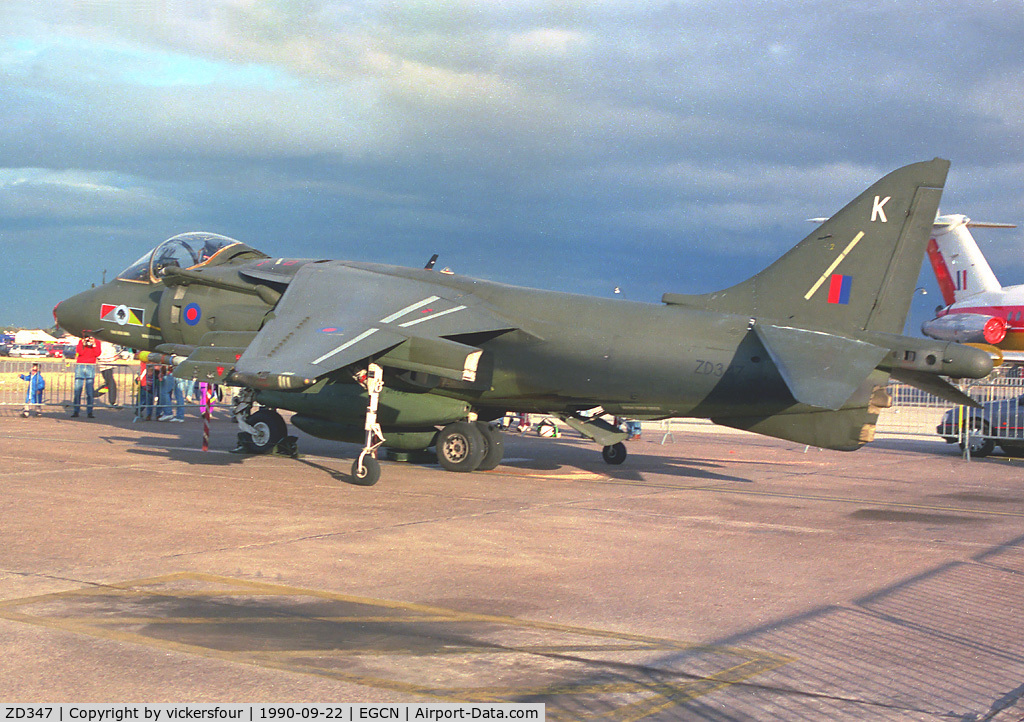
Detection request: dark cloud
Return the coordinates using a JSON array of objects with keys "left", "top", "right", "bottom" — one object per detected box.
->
[{"left": 0, "top": 0, "right": 1022, "bottom": 336}]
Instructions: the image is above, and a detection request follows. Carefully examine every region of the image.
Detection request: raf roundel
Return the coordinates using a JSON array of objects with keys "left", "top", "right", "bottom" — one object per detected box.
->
[{"left": 184, "top": 303, "right": 202, "bottom": 326}]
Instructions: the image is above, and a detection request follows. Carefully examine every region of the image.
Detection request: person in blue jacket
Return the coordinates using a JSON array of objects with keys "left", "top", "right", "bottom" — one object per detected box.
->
[{"left": 19, "top": 363, "right": 45, "bottom": 417}]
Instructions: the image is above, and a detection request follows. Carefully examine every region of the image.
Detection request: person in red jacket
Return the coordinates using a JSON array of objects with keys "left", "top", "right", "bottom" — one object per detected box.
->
[{"left": 72, "top": 335, "right": 102, "bottom": 418}]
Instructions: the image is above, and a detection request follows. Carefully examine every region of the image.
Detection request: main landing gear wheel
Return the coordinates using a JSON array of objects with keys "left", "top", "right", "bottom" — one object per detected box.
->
[
  {"left": 602, "top": 442, "right": 627, "bottom": 465},
  {"left": 475, "top": 422, "right": 505, "bottom": 471},
  {"left": 243, "top": 409, "right": 287, "bottom": 454},
  {"left": 351, "top": 456, "right": 381, "bottom": 486},
  {"left": 436, "top": 421, "right": 487, "bottom": 472}
]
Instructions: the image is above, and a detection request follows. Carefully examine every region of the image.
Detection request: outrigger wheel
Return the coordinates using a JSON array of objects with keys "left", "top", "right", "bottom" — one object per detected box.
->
[{"left": 602, "top": 442, "right": 627, "bottom": 465}]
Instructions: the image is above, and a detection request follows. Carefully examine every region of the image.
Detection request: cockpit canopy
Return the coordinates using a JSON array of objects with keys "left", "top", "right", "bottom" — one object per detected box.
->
[{"left": 117, "top": 232, "right": 257, "bottom": 283}]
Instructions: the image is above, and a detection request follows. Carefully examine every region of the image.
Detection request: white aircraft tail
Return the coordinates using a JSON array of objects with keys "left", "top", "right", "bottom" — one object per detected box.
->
[{"left": 926, "top": 214, "right": 1013, "bottom": 305}]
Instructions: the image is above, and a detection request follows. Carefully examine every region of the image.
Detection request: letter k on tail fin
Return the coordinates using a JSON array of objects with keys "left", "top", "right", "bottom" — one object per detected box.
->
[{"left": 664, "top": 158, "right": 950, "bottom": 335}]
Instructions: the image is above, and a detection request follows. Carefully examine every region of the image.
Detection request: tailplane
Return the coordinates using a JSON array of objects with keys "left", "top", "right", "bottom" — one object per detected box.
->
[{"left": 664, "top": 159, "right": 950, "bottom": 335}]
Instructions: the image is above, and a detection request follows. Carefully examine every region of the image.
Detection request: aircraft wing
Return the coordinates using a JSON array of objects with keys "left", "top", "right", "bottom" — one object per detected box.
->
[{"left": 231, "top": 262, "right": 516, "bottom": 389}]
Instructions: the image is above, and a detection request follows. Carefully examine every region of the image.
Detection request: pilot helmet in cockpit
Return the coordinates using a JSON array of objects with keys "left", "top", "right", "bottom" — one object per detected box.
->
[{"left": 116, "top": 232, "right": 244, "bottom": 284}]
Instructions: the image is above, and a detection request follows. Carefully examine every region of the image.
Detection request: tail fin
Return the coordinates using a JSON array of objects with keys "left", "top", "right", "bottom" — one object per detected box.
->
[
  {"left": 663, "top": 158, "right": 950, "bottom": 334},
  {"left": 926, "top": 214, "right": 1007, "bottom": 305}
]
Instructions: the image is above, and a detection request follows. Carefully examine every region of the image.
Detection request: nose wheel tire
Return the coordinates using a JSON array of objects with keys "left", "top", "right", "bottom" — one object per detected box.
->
[
  {"left": 436, "top": 421, "right": 487, "bottom": 472},
  {"left": 602, "top": 442, "right": 627, "bottom": 465},
  {"left": 243, "top": 409, "right": 287, "bottom": 454},
  {"left": 351, "top": 456, "right": 381, "bottom": 486}
]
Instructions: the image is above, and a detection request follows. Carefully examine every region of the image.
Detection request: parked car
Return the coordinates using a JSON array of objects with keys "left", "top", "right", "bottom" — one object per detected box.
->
[
  {"left": 0, "top": 343, "right": 10, "bottom": 356},
  {"left": 937, "top": 394, "right": 1024, "bottom": 457},
  {"left": 9, "top": 344, "right": 46, "bottom": 358}
]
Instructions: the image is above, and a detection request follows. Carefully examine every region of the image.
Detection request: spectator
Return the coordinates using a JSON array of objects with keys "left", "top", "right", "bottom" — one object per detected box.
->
[
  {"left": 19, "top": 363, "right": 45, "bottom": 417},
  {"left": 159, "top": 370, "right": 187, "bottom": 423},
  {"left": 134, "top": 360, "right": 153, "bottom": 422},
  {"left": 72, "top": 335, "right": 101, "bottom": 418},
  {"left": 151, "top": 364, "right": 168, "bottom": 420}
]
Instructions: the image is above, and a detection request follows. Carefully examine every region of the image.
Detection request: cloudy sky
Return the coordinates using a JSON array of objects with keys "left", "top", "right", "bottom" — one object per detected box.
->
[{"left": 2, "top": 0, "right": 1023, "bottom": 334}]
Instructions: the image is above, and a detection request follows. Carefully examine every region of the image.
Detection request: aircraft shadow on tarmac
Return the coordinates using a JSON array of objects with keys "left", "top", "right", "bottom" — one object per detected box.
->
[
  {"left": 498, "top": 433, "right": 757, "bottom": 483},
  {"left": 0, "top": 570, "right": 791, "bottom": 716},
  {"left": 115, "top": 438, "right": 380, "bottom": 486},
  {"left": 10, "top": 414, "right": 1024, "bottom": 715},
  {"left": 501, "top": 531, "right": 1024, "bottom": 719},
  {"left": 7, "top": 534, "right": 1023, "bottom": 718},
  {"left": 108, "top": 429, "right": 755, "bottom": 486},
  {"left": 112, "top": 437, "right": 253, "bottom": 466}
]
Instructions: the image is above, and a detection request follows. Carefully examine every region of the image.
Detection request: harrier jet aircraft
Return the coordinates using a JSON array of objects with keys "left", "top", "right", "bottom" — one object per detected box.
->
[{"left": 55, "top": 158, "right": 992, "bottom": 485}]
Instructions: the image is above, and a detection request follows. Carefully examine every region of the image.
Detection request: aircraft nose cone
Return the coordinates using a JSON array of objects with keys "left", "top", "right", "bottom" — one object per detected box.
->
[{"left": 54, "top": 288, "right": 100, "bottom": 336}]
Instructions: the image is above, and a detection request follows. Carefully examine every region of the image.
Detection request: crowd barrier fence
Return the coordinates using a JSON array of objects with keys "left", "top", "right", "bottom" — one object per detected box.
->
[{"left": 3, "top": 359, "right": 1022, "bottom": 457}]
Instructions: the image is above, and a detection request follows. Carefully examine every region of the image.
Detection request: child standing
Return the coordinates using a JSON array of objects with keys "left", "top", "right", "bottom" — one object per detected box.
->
[
  {"left": 134, "top": 360, "right": 153, "bottom": 422},
  {"left": 19, "top": 363, "right": 45, "bottom": 417}
]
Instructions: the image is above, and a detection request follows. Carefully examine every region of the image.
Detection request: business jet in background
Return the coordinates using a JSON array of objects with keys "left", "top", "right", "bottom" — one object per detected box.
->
[{"left": 920, "top": 214, "right": 1022, "bottom": 363}]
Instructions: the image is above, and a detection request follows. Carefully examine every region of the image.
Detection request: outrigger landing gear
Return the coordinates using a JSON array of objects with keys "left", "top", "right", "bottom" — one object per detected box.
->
[
  {"left": 352, "top": 363, "right": 385, "bottom": 486},
  {"left": 558, "top": 409, "right": 630, "bottom": 465},
  {"left": 601, "top": 442, "right": 627, "bottom": 465}
]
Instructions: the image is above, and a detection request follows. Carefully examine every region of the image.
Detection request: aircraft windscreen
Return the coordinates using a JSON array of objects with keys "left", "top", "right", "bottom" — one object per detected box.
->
[
  {"left": 116, "top": 250, "right": 156, "bottom": 283},
  {"left": 116, "top": 232, "right": 243, "bottom": 283}
]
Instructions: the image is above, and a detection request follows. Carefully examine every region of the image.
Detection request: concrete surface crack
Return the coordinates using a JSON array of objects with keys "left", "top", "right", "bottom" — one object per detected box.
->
[{"left": 0, "top": 569, "right": 116, "bottom": 591}]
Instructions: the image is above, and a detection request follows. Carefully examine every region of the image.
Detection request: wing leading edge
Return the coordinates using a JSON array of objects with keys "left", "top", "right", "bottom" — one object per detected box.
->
[{"left": 232, "top": 262, "right": 517, "bottom": 389}]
